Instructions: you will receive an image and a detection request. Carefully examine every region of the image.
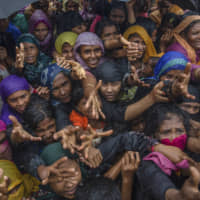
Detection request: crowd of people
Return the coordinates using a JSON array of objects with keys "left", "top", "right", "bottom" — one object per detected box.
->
[{"left": 0, "top": 0, "right": 200, "bottom": 199}]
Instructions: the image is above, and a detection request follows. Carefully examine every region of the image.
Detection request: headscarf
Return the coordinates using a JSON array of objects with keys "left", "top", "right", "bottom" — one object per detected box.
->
[
  {"left": 0, "top": 75, "right": 30, "bottom": 125},
  {"left": 95, "top": 61, "right": 123, "bottom": 83},
  {"left": 152, "top": 51, "right": 188, "bottom": 80},
  {"left": 55, "top": 32, "right": 78, "bottom": 55},
  {"left": 11, "top": 13, "right": 28, "bottom": 33},
  {"left": 0, "top": 160, "right": 40, "bottom": 200},
  {"left": 123, "top": 25, "right": 158, "bottom": 63},
  {"left": 74, "top": 32, "right": 104, "bottom": 70},
  {"left": 169, "top": 4, "right": 184, "bottom": 15},
  {"left": 29, "top": 10, "right": 53, "bottom": 53},
  {"left": 63, "top": 0, "right": 80, "bottom": 12},
  {"left": 17, "top": 33, "right": 51, "bottom": 86},
  {"left": 41, "top": 63, "right": 71, "bottom": 90},
  {"left": 172, "top": 15, "right": 200, "bottom": 64}
]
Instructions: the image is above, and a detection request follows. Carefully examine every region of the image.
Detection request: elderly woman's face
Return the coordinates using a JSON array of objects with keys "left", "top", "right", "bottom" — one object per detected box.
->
[
  {"left": 7, "top": 90, "right": 31, "bottom": 114},
  {"left": 33, "top": 22, "right": 49, "bottom": 42},
  {"left": 80, "top": 45, "right": 102, "bottom": 68},
  {"left": 109, "top": 8, "right": 126, "bottom": 25},
  {"left": 185, "top": 21, "right": 200, "bottom": 51},
  {"left": 23, "top": 42, "right": 39, "bottom": 64},
  {"left": 52, "top": 72, "right": 72, "bottom": 103}
]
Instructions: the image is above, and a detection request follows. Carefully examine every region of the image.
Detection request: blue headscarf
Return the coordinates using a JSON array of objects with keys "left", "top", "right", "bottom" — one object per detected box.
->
[
  {"left": 41, "top": 63, "right": 71, "bottom": 90},
  {"left": 152, "top": 51, "right": 188, "bottom": 81}
]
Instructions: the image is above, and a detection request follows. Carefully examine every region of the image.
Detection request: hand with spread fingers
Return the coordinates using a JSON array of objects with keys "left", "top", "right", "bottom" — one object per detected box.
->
[
  {"left": 9, "top": 115, "right": 42, "bottom": 144},
  {"left": 37, "top": 157, "right": 68, "bottom": 185},
  {"left": 35, "top": 86, "right": 50, "bottom": 101},
  {"left": 53, "top": 125, "right": 80, "bottom": 154},
  {"left": 127, "top": 65, "right": 150, "bottom": 87},
  {"left": 121, "top": 151, "right": 140, "bottom": 178},
  {"left": 75, "top": 125, "right": 113, "bottom": 168},
  {"left": 85, "top": 80, "right": 106, "bottom": 120},
  {"left": 67, "top": 60, "right": 86, "bottom": 80},
  {"left": 15, "top": 43, "right": 25, "bottom": 70},
  {"left": 0, "top": 168, "right": 9, "bottom": 200},
  {"left": 172, "top": 63, "right": 195, "bottom": 100}
]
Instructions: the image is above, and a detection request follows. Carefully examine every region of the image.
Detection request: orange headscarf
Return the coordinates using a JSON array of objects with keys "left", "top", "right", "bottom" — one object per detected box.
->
[
  {"left": 173, "top": 15, "right": 200, "bottom": 64},
  {"left": 123, "top": 25, "right": 160, "bottom": 62}
]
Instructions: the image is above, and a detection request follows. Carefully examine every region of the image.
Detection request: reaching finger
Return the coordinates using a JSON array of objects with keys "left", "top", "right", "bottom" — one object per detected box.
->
[
  {"left": 9, "top": 115, "right": 21, "bottom": 127},
  {"left": 96, "top": 130, "right": 113, "bottom": 138},
  {"left": 53, "top": 157, "right": 68, "bottom": 168},
  {"left": 120, "top": 36, "right": 130, "bottom": 46},
  {"left": 29, "top": 135, "right": 42, "bottom": 142},
  {"left": 184, "top": 63, "right": 191, "bottom": 75}
]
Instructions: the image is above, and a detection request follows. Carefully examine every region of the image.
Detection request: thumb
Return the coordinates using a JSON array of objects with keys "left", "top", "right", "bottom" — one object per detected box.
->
[
  {"left": 184, "top": 62, "right": 191, "bottom": 75},
  {"left": 156, "top": 81, "right": 164, "bottom": 90},
  {"left": 120, "top": 35, "right": 130, "bottom": 46},
  {"left": 189, "top": 166, "right": 200, "bottom": 187},
  {"left": 9, "top": 115, "right": 21, "bottom": 127}
]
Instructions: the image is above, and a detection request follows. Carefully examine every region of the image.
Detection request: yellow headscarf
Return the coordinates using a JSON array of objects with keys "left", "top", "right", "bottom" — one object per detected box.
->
[
  {"left": 169, "top": 4, "right": 184, "bottom": 15},
  {"left": 123, "top": 25, "right": 159, "bottom": 63},
  {"left": 55, "top": 31, "right": 78, "bottom": 55},
  {"left": 0, "top": 160, "right": 40, "bottom": 200}
]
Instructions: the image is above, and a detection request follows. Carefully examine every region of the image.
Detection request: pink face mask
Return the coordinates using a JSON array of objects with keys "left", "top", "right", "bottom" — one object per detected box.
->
[
  {"left": 0, "top": 140, "right": 9, "bottom": 154},
  {"left": 161, "top": 134, "right": 187, "bottom": 151}
]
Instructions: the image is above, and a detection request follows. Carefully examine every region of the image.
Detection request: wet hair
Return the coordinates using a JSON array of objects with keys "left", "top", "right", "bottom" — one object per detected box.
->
[
  {"left": 95, "top": 20, "right": 120, "bottom": 38},
  {"left": 144, "top": 103, "right": 190, "bottom": 137},
  {"left": 23, "top": 94, "right": 54, "bottom": 130},
  {"left": 0, "top": 32, "right": 16, "bottom": 60},
  {"left": 56, "top": 11, "right": 85, "bottom": 35},
  {"left": 76, "top": 177, "right": 121, "bottom": 200},
  {"left": 136, "top": 17, "right": 157, "bottom": 37},
  {"left": 71, "top": 84, "right": 84, "bottom": 106}
]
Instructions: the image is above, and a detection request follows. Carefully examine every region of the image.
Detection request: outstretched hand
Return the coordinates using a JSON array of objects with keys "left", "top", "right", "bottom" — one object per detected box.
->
[
  {"left": 9, "top": 115, "right": 42, "bottom": 144},
  {"left": 85, "top": 80, "right": 106, "bottom": 120},
  {"left": 15, "top": 43, "right": 24, "bottom": 70}
]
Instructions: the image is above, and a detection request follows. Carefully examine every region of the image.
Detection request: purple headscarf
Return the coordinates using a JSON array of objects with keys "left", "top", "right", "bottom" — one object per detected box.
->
[
  {"left": 0, "top": 75, "right": 30, "bottom": 126},
  {"left": 29, "top": 9, "right": 53, "bottom": 54},
  {"left": 74, "top": 32, "right": 104, "bottom": 71}
]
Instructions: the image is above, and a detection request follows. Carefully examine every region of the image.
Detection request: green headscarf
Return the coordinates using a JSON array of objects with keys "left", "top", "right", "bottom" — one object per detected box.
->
[
  {"left": 17, "top": 33, "right": 52, "bottom": 87},
  {"left": 11, "top": 13, "right": 28, "bottom": 33}
]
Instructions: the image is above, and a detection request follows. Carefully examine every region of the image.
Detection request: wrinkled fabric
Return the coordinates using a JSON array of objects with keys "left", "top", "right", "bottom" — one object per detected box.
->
[
  {"left": 95, "top": 60, "right": 123, "bottom": 83},
  {"left": 17, "top": 33, "right": 51, "bottom": 86},
  {"left": 55, "top": 31, "right": 78, "bottom": 55},
  {"left": 143, "top": 152, "right": 189, "bottom": 176},
  {"left": 29, "top": 10, "right": 53, "bottom": 53},
  {"left": 123, "top": 25, "right": 159, "bottom": 63},
  {"left": 0, "top": 120, "right": 6, "bottom": 131},
  {"left": 0, "top": 160, "right": 40, "bottom": 200},
  {"left": 74, "top": 32, "right": 104, "bottom": 70},
  {"left": 0, "top": 75, "right": 30, "bottom": 125},
  {"left": 152, "top": 51, "right": 188, "bottom": 80}
]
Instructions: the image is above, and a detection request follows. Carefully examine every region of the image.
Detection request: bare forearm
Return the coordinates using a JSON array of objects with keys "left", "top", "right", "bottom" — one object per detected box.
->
[
  {"left": 124, "top": 93, "right": 154, "bottom": 121},
  {"left": 121, "top": 176, "right": 133, "bottom": 200},
  {"left": 126, "top": 6, "right": 136, "bottom": 24},
  {"left": 104, "top": 160, "right": 121, "bottom": 180},
  {"left": 165, "top": 189, "right": 182, "bottom": 200}
]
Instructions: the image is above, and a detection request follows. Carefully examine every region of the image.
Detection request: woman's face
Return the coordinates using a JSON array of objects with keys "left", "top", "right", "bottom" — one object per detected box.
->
[
  {"left": 160, "top": 69, "right": 183, "bottom": 81},
  {"left": 156, "top": 113, "right": 186, "bottom": 142},
  {"left": 50, "top": 160, "right": 82, "bottom": 199},
  {"left": 185, "top": 21, "right": 200, "bottom": 51},
  {"left": 0, "top": 46, "right": 7, "bottom": 61},
  {"left": 35, "top": 117, "right": 56, "bottom": 144},
  {"left": 179, "top": 102, "right": 200, "bottom": 115},
  {"left": 33, "top": 22, "right": 49, "bottom": 42},
  {"left": 7, "top": 90, "right": 31, "bottom": 114},
  {"left": 129, "top": 34, "right": 146, "bottom": 59},
  {"left": 52, "top": 72, "right": 72, "bottom": 103},
  {"left": 23, "top": 42, "right": 39, "bottom": 64},
  {"left": 66, "top": 0, "right": 79, "bottom": 12},
  {"left": 109, "top": 8, "right": 126, "bottom": 25},
  {"left": 0, "top": 132, "right": 12, "bottom": 160},
  {"left": 100, "top": 81, "right": 121, "bottom": 102},
  {"left": 80, "top": 45, "right": 102, "bottom": 68},
  {"left": 101, "top": 25, "right": 119, "bottom": 41},
  {"left": 72, "top": 24, "right": 87, "bottom": 35},
  {"left": 62, "top": 42, "right": 74, "bottom": 60}
]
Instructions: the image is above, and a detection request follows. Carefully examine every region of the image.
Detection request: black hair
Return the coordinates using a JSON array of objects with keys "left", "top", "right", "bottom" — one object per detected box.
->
[
  {"left": 23, "top": 94, "right": 54, "bottom": 130},
  {"left": 56, "top": 11, "right": 85, "bottom": 35},
  {"left": 75, "top": 177, "right": 121, "bottom": 200},
  {"left": 144, "top": 103, "right": 190, "bottom": 137},
  {"left": 71, "top": 84, "right": 84, "bottom": 106},
  {"left": 0, "top": 32, "right": 16, "bottom": 60},
  {"left": 135, "top": 17, "right": 157, "bottom": 37},
  {"left": 95, "top": 20, "right": 120, "bottom": 38}
]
